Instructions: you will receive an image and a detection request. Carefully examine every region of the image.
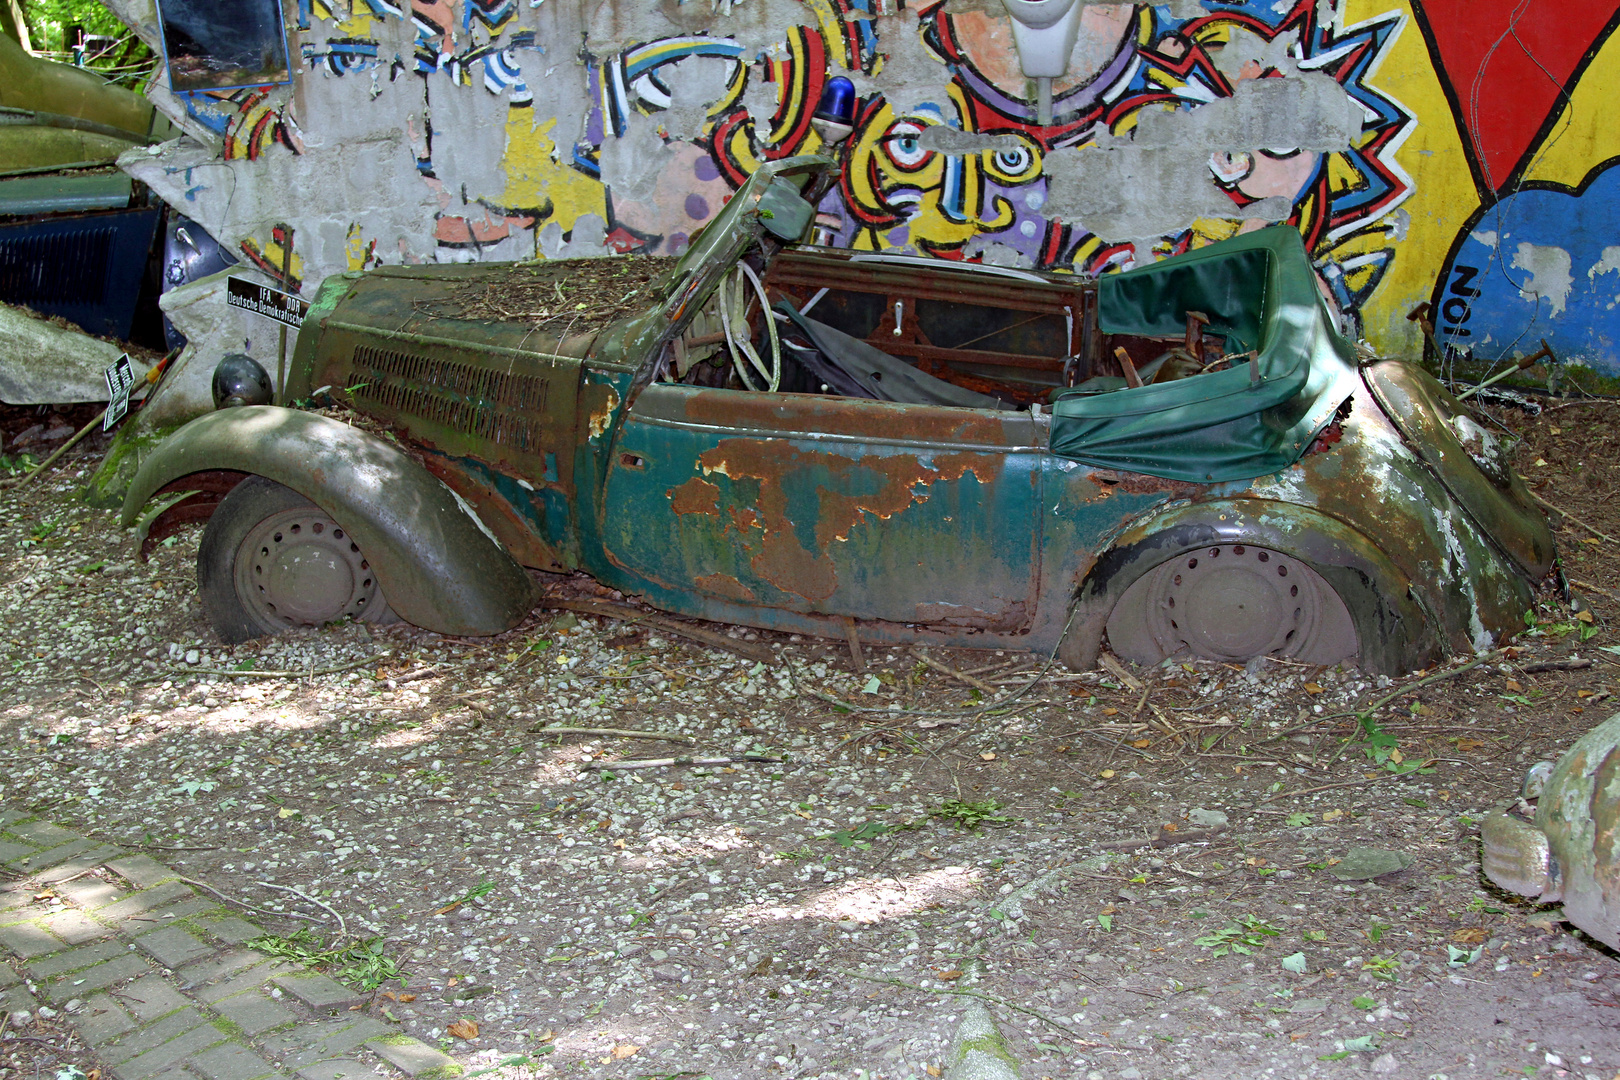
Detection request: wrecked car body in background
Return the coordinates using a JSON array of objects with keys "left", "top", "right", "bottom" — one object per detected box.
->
[
  {"left": 1483, "top": 711, "right": 1620, "bottom": 951},
  {"left": 0, "top": 31, "right": 232, "bottom": 407},
  {"left": 116, "top": 154, "right": 1553, "bottom": 675}
]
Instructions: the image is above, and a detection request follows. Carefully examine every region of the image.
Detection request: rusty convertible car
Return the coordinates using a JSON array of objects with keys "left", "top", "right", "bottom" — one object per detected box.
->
[{"left": 120, "top": 155, "right": 1553, "bottom": 675}]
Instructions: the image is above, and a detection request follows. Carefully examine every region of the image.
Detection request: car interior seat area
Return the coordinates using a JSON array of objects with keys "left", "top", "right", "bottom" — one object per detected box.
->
[{"left": 662, "top": 248, "right": 1247, "bottom": 410}]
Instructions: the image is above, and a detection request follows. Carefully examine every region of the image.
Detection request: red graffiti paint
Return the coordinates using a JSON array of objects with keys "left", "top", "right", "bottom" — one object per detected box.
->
[{"left": 1413, "top": 0, "right": 1620, "bottom": 191}]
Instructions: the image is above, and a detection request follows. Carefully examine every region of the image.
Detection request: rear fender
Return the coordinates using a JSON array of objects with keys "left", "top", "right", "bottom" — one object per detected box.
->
[
  {"left": 1061, "top": 499, "right": 1438, "bottom": 676},
  {"left": 119, "top": 406, "right": 537, "bottom": 637}
]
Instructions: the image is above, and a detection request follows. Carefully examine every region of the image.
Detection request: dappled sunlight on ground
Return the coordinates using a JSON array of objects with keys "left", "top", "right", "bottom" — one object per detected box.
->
[{"left": 720, "top": 865, "right": 981, "bottom": 927}]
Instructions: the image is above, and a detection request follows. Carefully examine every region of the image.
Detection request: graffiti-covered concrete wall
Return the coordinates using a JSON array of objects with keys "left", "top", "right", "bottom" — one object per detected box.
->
[{"left": 106, "top": 0, "right": 1620, "bottom": 376}]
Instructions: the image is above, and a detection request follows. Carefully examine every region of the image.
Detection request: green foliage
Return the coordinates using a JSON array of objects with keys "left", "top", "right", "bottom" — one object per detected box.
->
[
  {"left": 930, "top": 798, "right": 1015, "bottom": 831},
  {"left": 1362, "top": 955, "right": 1400, "bottom": 982},
  {"left": 20, "top": 0, "right": 127, "bottom": 47},
  {"left": 826, "top": 821, "right": 894, "bottom": 849},
  {"left": 1354, "top": 711, "right": 1434, "bottom": 775},
  {"left": 1195, "top": 915, "right": 1280, "bottom": 958},
  {"left": 0, "top": 453, "right": 37, "bottom": 478},
  {"left": 18, "top": 0, "right": 154, "bottom": 79},
  {"left": 247, "top": 929, "right": 403, "bottom": 991}
]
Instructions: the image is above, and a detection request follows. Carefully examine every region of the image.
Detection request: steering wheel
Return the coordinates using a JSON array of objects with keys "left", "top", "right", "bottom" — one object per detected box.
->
[{"left": 718, "top": 261, "right": 781, "bottom": 393}]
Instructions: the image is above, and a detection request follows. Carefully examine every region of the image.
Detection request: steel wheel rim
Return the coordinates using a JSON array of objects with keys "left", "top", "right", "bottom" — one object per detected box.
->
[
  {"left": 1110, "top": 544, "right": 1357, "bottom": 664},
  {"left": 232, "top": 505, "right": 380, "bottom": 631}
]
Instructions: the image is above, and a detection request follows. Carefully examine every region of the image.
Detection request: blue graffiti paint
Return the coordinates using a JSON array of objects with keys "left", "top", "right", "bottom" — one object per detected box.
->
[{"left": 1437, "top": 161, "right": 1620, "bottom": 375}]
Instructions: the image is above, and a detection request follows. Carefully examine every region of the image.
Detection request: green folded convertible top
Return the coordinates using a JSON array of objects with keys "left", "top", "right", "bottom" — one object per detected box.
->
[{"left": 1049, "top": 226, "right": 1358, "bottom": 483}]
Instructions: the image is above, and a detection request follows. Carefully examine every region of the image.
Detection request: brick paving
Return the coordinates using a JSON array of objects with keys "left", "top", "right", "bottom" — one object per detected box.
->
[{"left": 0, "top": 809, "right": 465, "bottom": 1080}]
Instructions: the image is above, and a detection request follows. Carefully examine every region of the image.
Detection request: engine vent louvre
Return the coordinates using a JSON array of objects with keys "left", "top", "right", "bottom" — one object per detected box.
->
[{"left": 347, "top": 344, "right": 550, "bottom": 455}]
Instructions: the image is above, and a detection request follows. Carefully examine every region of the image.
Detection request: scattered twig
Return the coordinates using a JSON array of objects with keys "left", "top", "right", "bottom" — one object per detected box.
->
[
  {"left": 1098, "top": 652, "right": 1144, "bottom": 691},
  {"left": 1523, "top": 658, "right": 1593, "bottom": 673},
  {"left": 541, "top": 596, "right": 774, "bottom": 663},
  {"left": 527, "top": 725, "right": 697, "bottom": 745},
  {"left": 842, "top": 617, "right": 866, "bottom": 675},
  {"left": 1261, "top": 766, "right": 1429, "bottom": 802},
  {"left": 0, "top": 409, "right": 106, "bottom": 490},
  {"left": 388, "top": 665, "right": 443, "bottom": 685},
  {"left": 1570, "top": 577, "right": 1620, "bottom": 605},
  {"left": 1261, "top": 650, "right": 1500, "bottom": 745},
  {"left": 177, "top": 876, "right": 321, "bottom": 922},
  {"left": 178, "top": 656, "right": 381, "bottom": 679},
  {"left": 1095, "top": 825, "right": 1226, "bottom": 852},
  {"left": 1523, "top": 485, "right": 1618, "bottom": 545},
  {"left": 256, "top": 880, "right": 347, "bottom": 937},
  {"left": 910, "top": 648, "right": 998, "bottom": 695},
  {"left": 584, "top": 754, "right": 784, "bottom": 772}
]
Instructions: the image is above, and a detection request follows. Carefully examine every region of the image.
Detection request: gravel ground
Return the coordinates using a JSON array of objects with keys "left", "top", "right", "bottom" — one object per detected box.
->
[{"left": 3, "top": 402, "right": 1620, "bottom": 1080}]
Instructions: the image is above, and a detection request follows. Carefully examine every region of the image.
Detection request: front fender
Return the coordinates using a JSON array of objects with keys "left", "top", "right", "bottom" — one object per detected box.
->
[
  {"left": 120, "top": 406, "right": 537, "bottom": 637},
  {"left": 1062, "top": 498, "right": 1439, "bottom": 676}
]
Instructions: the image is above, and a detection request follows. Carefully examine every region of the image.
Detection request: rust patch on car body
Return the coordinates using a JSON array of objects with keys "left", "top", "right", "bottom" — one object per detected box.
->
[
  {"left": 694, "top": 572, "right": 757, "bottom": 603},
  {"left": 584, "top": 383, "right": 620, "bottom": 440},
  {"left": 1084, "top": 468, "right": 1206, "bottom": 501},
  {"left": 696, "top": 437, "right": 1007, "bottom": 603},
  {"left": 669, "top": 477, "right": 721, "bottom": 517}
]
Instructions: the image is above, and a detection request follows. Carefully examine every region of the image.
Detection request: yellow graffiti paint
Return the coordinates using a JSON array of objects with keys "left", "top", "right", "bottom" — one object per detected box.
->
[
  {"left": 1343, "top": 0, "right": 1480, "bottom": 358},
  {"left": 345, "top": 223, "right": 372, "bottom": 272},
  {"left": 1518, "top": 25, "right": 1620, "bottom": 191},
  {"left": 800, "top": 0, "right": 854, "bottom": 72},
  {"left": 501, "top": 109, "right": 606, "bottom": 247}
]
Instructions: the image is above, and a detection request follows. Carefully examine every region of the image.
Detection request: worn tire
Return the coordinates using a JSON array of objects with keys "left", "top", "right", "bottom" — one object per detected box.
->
[
  {"left": 198, "top": 476, "right": 395, "bottom": 644},
  {"left": 1104, "top": 542, "right": 1359, "bottom": 666}
]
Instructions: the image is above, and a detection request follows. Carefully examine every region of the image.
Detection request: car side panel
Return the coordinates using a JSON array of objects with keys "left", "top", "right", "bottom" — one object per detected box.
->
[{"left": 590, "top": 384, "right": 1044, "bottom": 631}]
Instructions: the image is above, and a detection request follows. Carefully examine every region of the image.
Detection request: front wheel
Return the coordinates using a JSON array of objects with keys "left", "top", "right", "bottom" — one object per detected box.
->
[
  {"left": 1104, "top": 543, "right": 1358, "bottom": 666},
  {"left": 197, "top": 476, "right": 395, "bottom": 643}
]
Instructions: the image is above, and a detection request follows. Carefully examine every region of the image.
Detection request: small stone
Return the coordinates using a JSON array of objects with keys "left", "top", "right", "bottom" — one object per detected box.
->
[
  {"left": 1188, "top": 808, "right": 1228, "bottom": 828},
  {"left": 185, "top": 650, "right": 200, "bottom": 665},
  {"left": 1369, "top": 1052, "right": 1399, "bottom": 1074},
  {"left": 1332, "top": 847, "right": 1414, "bottom": 881}
]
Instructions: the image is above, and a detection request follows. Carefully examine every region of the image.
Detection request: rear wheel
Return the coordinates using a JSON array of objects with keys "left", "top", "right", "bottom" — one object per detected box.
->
[
  {"left": 198, "top": 476, "right": 394, "bottom": 643},
  {"left": 1105, "top": 543, "right": 1357, "bottom": 666}
]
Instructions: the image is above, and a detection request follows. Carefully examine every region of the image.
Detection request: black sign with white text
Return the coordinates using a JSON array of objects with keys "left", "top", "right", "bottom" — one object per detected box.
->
[{"left": 226, "top": 275, "right": 308, "bottom": 329}]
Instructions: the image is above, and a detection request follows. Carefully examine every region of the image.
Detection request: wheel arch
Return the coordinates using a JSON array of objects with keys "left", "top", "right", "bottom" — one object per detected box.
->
[
  {"left": 1060, "top": 500, "right": 1440, "bottom": 677},
  {"left": 120, "top": 406, "right": 537, "bottom": 637}
]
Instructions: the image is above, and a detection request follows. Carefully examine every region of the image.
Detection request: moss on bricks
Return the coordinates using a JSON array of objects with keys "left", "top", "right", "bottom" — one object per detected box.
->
[
  {"left": 955, "top": 1032, "right": 1018, "bottom": 1067},
  {"left": 417, "top": 1066, "right": 464, "bottom": 1080},
  {"left": 212, "top": 1017, "right": 248, "bottom": 1040}
]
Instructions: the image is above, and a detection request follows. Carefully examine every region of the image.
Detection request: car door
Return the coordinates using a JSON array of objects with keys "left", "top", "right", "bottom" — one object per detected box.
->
[{"left": 596, "top": 383, "right": 1044, "bottom": 632}]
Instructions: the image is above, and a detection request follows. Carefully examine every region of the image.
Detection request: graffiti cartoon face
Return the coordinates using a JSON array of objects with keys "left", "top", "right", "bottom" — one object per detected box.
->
[{"left": 836, "top": 86, "right": 1046, "bottom": 256}]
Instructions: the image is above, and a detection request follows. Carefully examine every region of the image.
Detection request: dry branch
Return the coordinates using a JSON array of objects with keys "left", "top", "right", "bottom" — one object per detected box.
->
[{"left": 541, "top": 596, "right": 774, "bottom": 663}]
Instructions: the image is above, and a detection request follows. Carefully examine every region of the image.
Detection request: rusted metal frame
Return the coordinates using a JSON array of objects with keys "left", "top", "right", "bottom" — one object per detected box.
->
[
  {"left": 767, "top": 252, "right": 1090, "bottom": 312},
  {"left": 416, "top": 454, "right": 563, "bottom": 571},
  {"left": 624, "top": 410, "right": 1046, "bottom": 454}
]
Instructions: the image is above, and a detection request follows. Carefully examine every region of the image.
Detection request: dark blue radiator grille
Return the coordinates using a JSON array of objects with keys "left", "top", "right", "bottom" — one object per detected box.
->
[{"left": 0, "top": 208, "right": 161, "bottom": 339}]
